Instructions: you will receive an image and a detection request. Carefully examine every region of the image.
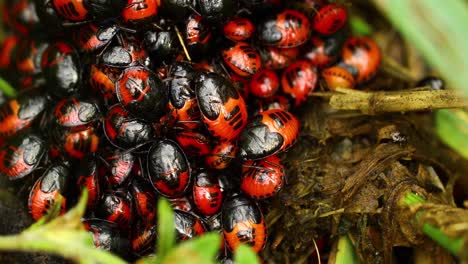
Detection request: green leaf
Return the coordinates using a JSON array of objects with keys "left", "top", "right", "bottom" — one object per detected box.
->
[
  {"left": 162, "top": 233, "right": 221, "bottom": 264},
  {"left": 0, "top": 76, "right": 17, "bottom": 98},
  {"left": 350, "top": 15, "right": 373, "bottom": 36},
  {"left": 372, "top": 0, "right": 468, "bottom": 97},
  {"left": 157, "top": 199, "right": 175, "bottom": 259},
  {"left": 234, "top": 245, "right": 261, "bottom": 264},
  {"left": 435, "top": 109, "right": 468, "bottom": 159},
  {"left": 336, "top": 235, "right": 360, "bottom": 264}
]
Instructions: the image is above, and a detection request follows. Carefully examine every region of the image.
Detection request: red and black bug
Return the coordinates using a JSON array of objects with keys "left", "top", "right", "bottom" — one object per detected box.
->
[
  {"left": 239, "top": 109, "right": 299, "bottom": 160},
  {"left": 41, "top": 42, "right": 81, "bottom": 97},
  {"left": 71, "top": 23, "right": 118, "bottom": 53},
  {"left": 175, "top": 130, "right": 211, "bottom": 156},
  {"left": 254, "top": 95, "right": 291, "bottom": 115},
  {"left": 321, "top": 65, "right": 355, "bottom": 91},
  {"left": 174, "top": 209, "right": 206, "bottom": 241},
  {"left": 60, "top": 126, "right": 100, "bottom": 159},
  {"left": 281, "top": 59, "right": 318, "bottom": 106},
  {"left": 223, "top": 17, "right": 255, "bottom": 41},
  {"left": 83, "top": 219, "right": 130, "bottom": 257},
  {"left": 130, "top": 176, "right": 158, "bottom": 225},
  {"left": 341, "top": 36, "right": 381, "bottom": 84},
  {"left": 198, "top": 0, "right": 236, "bottom": 22},
  {"left": 132, "top": 223, "right": 157, "bottom": 255},
  {"left": 0, "top": 94, "right": 48, "bottom": 138},
  {"left": 102, "top": 150, "right": 135, "bottom": 186},
  {"left": 222, "top": 193, "right": 266, "bottom": 253},
  {"left": 167, "top": 62, "right": 201, "bottom": 130},
  {"left": 28, "top": 162, "right": 70, "bottom": 221},
  {"left": 53, "top": 97, "right": 100, "bottom": 128},
  {"left": 102, "top": 40, "right": 151, "bottom": 69},
  {"left": 96, "top": 190, "right": 133, "bottom": 229},
  {"left": 222, "top": 42, "right": 262, "bottom": 77},
  {"left": 147, "top": 139, "right": 191, "bottom": 197},
  {"left": 249, "top": 69, "right": 279, "bottom": 98},
  {"left": 0, "top": 133, "right": 46, "bottom": 180},
  {"left": 193, "top": 171, "right": 223, "bottom": 216},
  {"left": 230, "top": 73, "right": 249, "bottom": 100},
  {"left": 241, "top": 155, "right": 284, "bottom": 199},
  {"left": 116, "top": 66, "right": 167, "bottom": 121},
  {"left": 52, "top": 0, "right": 126, "bottom": 22},
  {"left": 2, "top": 0, "right": 41, "bottom": 35},
  {"left": 76, "top": 157, "right": 100, "bottom": 209},
  {"left": 185, "top": 14, "right": 212, "bottom": 59},
  {"left": 14, "top": 39, "right": 49, "bottom": 76},
  {"left": 89, "top": 64, "right": 119, "bottom": 101},
  {"left": 160, "top": 0, "right": 195, "bottom": 21},
  {"left": 313, "top": 4, "right": 347, "bottom": 35},
  {"left": 143, "top": 29, "right": 179, "bottom": 63},
  {"left": 0, "top": 35, "right": 19, "bottom": 71},
  {"left": 122, "top": 0, "right": 159, "bottom": 25},
  {"left": 52, "top": 0, "right": 88, "bottom": 21},
  {"left": 103, "top": 105, "right": 155, "bottom": 150},
  {"left": 195, "top": 72, "right": 248, "bottom": 141},
  {"left": 303, "top": 33, "right": 345, "bottom": 69},
  {"left": 259, "top": 46, "right": 300, "bottom": 70},
  {"left": 205, "top": 141, "right": 237, "bottom": 170},
  {"left": 258, "top": 9, "right": 311, "bottom": 48}
]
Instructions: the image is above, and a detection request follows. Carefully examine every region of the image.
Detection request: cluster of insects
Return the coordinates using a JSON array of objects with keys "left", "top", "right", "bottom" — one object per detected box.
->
[{"left": 0, "top": 0, "right": 383, "bottom": 261}]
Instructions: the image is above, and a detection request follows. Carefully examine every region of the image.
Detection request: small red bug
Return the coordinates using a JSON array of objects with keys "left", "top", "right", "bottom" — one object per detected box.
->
[
  {"left": 222, "top": 194, "right": 266, "bottom": 253},
  {"left": 71, "top": 23, "right": 118, "bottom": 53},
  {"left": 241, "top": 155, "right": 284, "bottom": 199},
  {"left": 116, "top": 66, "right": 167, "bottom": 121},
  {"left": 132, "top": 223, "right": 156, "bottom": 255},
  {"left": 0, "top": 95, "right": 48, "bottom": 138},
  {"left": 83, "top": 219, "right": 130, "bottom": 257},
  {"left": 313, "top": 4, "right": 347, "bottom": 35},
  {"left": 186, "top": 14, "right": 212, "bottom": 45},
  {"left": 321, "top": 66, "right": 355, "bottom": 91},
  {"left": 223, "top": 17, "right": 255, "bottom": 41},
  {"left": 174, "top": 210, "right": 206, "bottom": 241},
  {"left": 258, "top": 9, "right": 311, "bottom": 48},
  {"left": 53, "top": 98, "right": 100, "bottom": 128},
  {"left": 103, "top": 105, "right": 155, "bottom": 150},
  {"left": 281, "top": 60, "right": 318, "bottom": 106},
  {"left": 3, "top": 0, "right": 40, "bottom": 35},
  {"left": 196, "top": 72, "right": 249, "bottom": 141},
  {"left": 15, "top": 39, "right": 49, "bottom": 76},
  {"left": 96, "top": 190, "right": 133, "bottom": 229},
  {"left": 341, "top": 36, "right": 381, "bottom": 84},
  {"left": 52, "top": 0, "right": 88, "bottom": 21},
  {"left": 205, "top": 141, "right": 237, "bottom": 170},
  {"left": 0, "top": 35, "right": 19, "bottom": 70},
  {"left": 103, "top": 151, "right": 135, "bottom": 186},
  {"left": 193, "top": 171, "right": 223, "bottom": 216},
  {"left": 239, "top": 109, "right": 300, "bottom": 160},
  {"left": 259, "top": 46, "right": 300, "bottom": 70},
  {"left": 123, "top": 0, "right": 159, "bottom": 25},
  {"left": 254, "top": 95, "right": 291, "bottom": 114},
  {"left": 222, "top": 42, "right": 262, "bottom": 77},
  {"left": 0, "top": 133, "right": 46, "bottom": 180},
  {"left": 28, "top": 163, "right": 70, "bottom": 221},
  {"left": 303, "top": 34, "right": 344, "bottom": 68},
  {"left": 76, "top": 158, "right": 100, "bottom": 209},
  {"left": 61, "top": 127, "right": 99, "bottom": 159},
  {"left": 175, "top": 130, "right": 211, "bottom": 156},
  {"left": 249, "top": 69, "right": 280, "bottom": 98},
  {"left": 89, "top": 65, "right": 119, "bottom": 100},
  {"left": 147, "top": 139, "right": 191, "bottom": 197},
  {"left": 230, "top": 73, "right": 249, "bottom": 99},
  {"left": 131, "top": 177, "right": 158, "bottom": 225}
]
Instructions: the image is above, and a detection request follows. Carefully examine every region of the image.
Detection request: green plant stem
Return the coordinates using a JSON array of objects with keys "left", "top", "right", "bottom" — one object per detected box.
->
[
  {"left": 0, "top": 77, "right": 17, "bottom": 98},
  {"left": 0, "top": 231, "right": 126, "bottom": 264},
  {"left": 403, "top": 192, "right": 465, "bottom": 256},
  {"left": 335, "top": 235, "right": 360, "bottom": 264}
]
